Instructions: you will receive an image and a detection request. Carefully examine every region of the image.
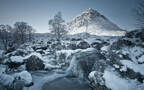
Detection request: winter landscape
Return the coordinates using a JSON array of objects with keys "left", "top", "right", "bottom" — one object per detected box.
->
[{"left": 0, "top": 0, "right": 144, "bottom": 90}]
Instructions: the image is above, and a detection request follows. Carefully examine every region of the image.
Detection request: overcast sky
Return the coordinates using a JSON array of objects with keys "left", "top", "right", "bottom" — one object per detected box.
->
[{"left": 0, "top": 0, "right": 138, "bottom": 33}]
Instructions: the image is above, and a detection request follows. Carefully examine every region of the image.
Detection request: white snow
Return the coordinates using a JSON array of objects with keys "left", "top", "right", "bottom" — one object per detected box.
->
[
  {"left": 57, "top": 49, "right": 81, "bottom": 59},
  {"left": 44, "top": 63, "right": 61, "bottom": 70},
  {"left": 88, "top": 71, "right": 96, "bottom": 79},
  {"left": 138, "top": 55, "right": 144, "bottom": 63},
  {"left": 24, "top": 52, "right": 43, "bottom": 60},
  {"left": 120, "top": 66, "right": 127, "bottom": 72},
  {"left": 103, "top": 69, "right": 144, "bottom": 90},
  {"left": 121, "top": 46, "right": 144, "bottom": 63},
  {"left": 10, "top": 56, "right": 24, "bottom": 63},
  {"left": 101, "top": 46, "right": 109, "bottom": 51},
  {"left": 120, "top": 60, "right": 144, "bottom": 75},
  {"left": 68, "top": 9, "right": 126, "bottom": 36},
  {"left": 113, "top": 64, "right": 120, "bottom": 69}
]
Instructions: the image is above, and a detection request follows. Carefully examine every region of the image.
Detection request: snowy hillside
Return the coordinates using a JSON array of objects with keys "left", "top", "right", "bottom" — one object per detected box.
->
[{"left": 68, "top": 8, "right": 126, "bottom": 36}]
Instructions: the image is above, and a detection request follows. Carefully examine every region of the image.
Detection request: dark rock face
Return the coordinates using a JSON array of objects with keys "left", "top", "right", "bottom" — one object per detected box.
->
[
  {"left": 6, "top": 62, "right": 24, "bottom": 69},
  {"left": 91, "top": 42, "right": 102, "bottom": 50},
  {"left": 6, "top": 47, "right": 16, "bottom": 54},
  {"left": 51, "top": 42, "right": 66, "bottom": 50},
  {"left": 67, "top": 43, "right": 77, "bottom": 50},
  {"left": 25, "top": 55, "right": 44, "bottom": 71},
  {"left": 77, "top": 41, "right": 90, "bottom": 49},
  {"left": 32, "top": 45, "right": 48, "bottom": 51},
  {"left": 126, "top": 29, "right": 144, "bottom": 40},
  {"left": 111, "top": 39, "right": 135, "bottom": 50},
  {"left": 91, "top": 41, "right": 109, "bottom": 50}
]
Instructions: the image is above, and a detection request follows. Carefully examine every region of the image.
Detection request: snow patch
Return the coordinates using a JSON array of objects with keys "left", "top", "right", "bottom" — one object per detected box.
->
[{"left": 120, "top": 60, "right": 144, "bottom": 75}]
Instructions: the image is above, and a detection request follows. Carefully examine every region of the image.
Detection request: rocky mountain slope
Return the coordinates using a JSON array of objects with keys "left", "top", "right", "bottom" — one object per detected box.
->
[{"left": 68, "top": 8, "right": 126, "bottom": 36}]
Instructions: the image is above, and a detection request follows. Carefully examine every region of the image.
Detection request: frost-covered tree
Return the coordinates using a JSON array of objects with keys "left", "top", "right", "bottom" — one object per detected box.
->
[
  {"left": 0, "top": 25, "right": 12, "bottom": 50},
  {"left": 13, "top": 22, "right": 35, "bottom": 44},
  {"left": 49, "top": 12, "right": 67, "bottom": 42},
  {"left": 135, "top": 0, "right": 144, "bottom": 28}
]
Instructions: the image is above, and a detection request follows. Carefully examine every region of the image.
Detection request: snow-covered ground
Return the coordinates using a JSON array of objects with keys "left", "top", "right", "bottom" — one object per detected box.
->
[{"left": 103, "top": 69, "right": 144, "bottom": 90}]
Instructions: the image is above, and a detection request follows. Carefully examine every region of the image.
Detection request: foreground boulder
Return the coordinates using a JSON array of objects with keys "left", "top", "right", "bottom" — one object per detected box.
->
[
  {"left": 67, "top": 48, "right": 106, "bottom": 79},
  {"left": 0, "top": 71, "right": 33, "bottom": 90},
  {"left": 25, "top": 55, "right": 44, "bottom": 71}
]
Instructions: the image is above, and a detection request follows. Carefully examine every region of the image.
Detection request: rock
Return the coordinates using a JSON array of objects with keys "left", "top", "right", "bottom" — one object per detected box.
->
[
  {"left": 67, "top": 43, "right": 77, "bottom": 50},
  {"left": 88, "top": 71, "right": 105, "bottom": 85},
  {"left": 25, "top": 55, "right": 44, "bottom": 71},
  {"left": 67, "top": 48, "right": 106, "bottom": 79},
  {"left": 13, "top": 49, "right": 28, "bottom": 56},
  {"left": 5, "top": 56, "right": 24, "bottom": 69},
  {"left": 5, "top": 47, "right": 16, "bottom": 54},
  {"left": 91, "top": 42, "right": 102, "bottom": 50},
  {"left": 36, "top": 49, "right": 45, "bottom": 54},
  {"left": 77, "top": 41, "right": 90, "bottom": 49},
  {"left": 14, "top": 71, "right": 33, "bottom": 87}
]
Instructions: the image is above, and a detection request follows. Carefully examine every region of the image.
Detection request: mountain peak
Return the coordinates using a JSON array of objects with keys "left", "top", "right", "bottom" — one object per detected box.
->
[
  {"left": 68, "top": 8, "right": 126, "bottom": 36},
  {"left": 81, "top": 8, "right": 101, "bottom": 18},
  {"left": 86, "top": 8, "right": 100, "bottom": 14}
]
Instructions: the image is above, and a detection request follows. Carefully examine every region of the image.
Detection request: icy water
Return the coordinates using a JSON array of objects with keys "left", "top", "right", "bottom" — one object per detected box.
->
[
  {"left": 42, "top": 77, "right": 90, "bottom": 90},
  {"left": 24, "top": 71, "right": 90, "bottom": 90}
]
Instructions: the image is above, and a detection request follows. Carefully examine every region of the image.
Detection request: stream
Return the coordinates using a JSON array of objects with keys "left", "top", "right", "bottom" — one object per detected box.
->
[{"left": 23, "top": 71, "right": 90, "bottom": 90}]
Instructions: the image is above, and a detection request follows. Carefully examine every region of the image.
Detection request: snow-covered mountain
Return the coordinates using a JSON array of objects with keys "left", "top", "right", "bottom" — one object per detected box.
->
[{"left": 68, "top": 8, "right": 126, "bottom": 36}]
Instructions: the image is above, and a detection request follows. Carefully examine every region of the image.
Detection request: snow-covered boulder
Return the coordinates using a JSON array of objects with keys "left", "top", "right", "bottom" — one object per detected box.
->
[
  {"left": 88, "top": 71, "right": 110, "bottom": 90},
  {"left": 88, "top": 71, "right": 105, "bottom": 85},
  {"left": 13, "top": 71, "right": 33, "bottom": 87},
  {"left": 10, "top": 56, "right": 24, "bottom": 63},
  {"left": 6, "top": 56, "right": 25, "bottom": 69},
  {"left": 13, "top": 49, "right": 28, "bottom": 56},
  {"left": 0, "top": 74, "right": 14, "bottom": 87},
  {"left": 24, "top": 54, "right": 44, "bottom": 71}
]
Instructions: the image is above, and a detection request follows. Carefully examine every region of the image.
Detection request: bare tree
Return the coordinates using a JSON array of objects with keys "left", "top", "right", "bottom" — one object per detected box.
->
[
  {"left": 48, "top": 12, "right": 67, "bottom": 42},
  {"left": 135, "top": 0, "right": 144, "bottom": 28},
  {"left": 26, "top": 25, "right": 36, "bottom": 42},
  {"left": 0, "top": 25, "right": 12, "bottom": 50},
  {"left": 13, "top": 22, "right": 35, "bottom": 44}
]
